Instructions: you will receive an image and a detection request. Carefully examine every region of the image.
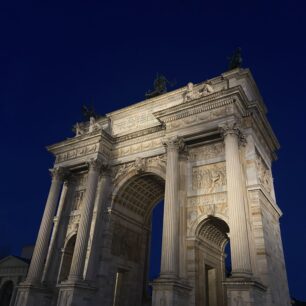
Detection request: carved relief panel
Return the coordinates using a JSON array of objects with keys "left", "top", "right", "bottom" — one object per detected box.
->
[
  {"left": 66, "top": 173, "right": 87, "bottom": 234},
  {"left": 192, "top": 162, "right": 226, "bottom": 194},
  {"left": 255, "top": 153, "right": 273, "bottom": 195},
  {"left": 187, "top": 142, "right": 228, "bottom": 234}
]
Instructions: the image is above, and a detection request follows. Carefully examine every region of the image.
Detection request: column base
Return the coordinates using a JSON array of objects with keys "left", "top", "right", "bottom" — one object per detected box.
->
[
  {"left": 56, "top": 280, "right": 97, "bottom": 306},
  {"left": 223, "top": 277, "right": 267, "bottom": 306},
  {"left": 152, "top": 277, "right": 192, "bottom": 306},
  {"left": 14, "top": 282, "right": 53, "bottom": 306}
]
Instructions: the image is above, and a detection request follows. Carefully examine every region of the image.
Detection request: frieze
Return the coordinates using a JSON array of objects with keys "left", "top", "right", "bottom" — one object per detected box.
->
[
  {"left": 113, "top": 138, "right": 162, "bottom": 158},
  {"left": 55, "top": 143, "right": 99, "bottom": 163},
  {"left": 167, "top": 105, "right": 234, "bottom": 130},
  {"left": 192, "top": 162, "right": 226, "bottom": 193},
  {"left": 187, "top": 192, "right": 227, "bottom": 207},
  {"left": 155, "top": 92, "right": 239, "bottom": 124},
  {"left": 112, "top": 110, "right": 158, "bottom": 134},
  {"left": 189, "top": 143, "right": 224, "bottom": 161}
]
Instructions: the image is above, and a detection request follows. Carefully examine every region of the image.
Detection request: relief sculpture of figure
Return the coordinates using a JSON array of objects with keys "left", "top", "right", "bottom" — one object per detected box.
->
[
  {"left": 89, "top": 116, "right": 96, "bottom": 133},
  {"left": 184, "top": 82, "right": 196, "bottom": 102},
  {"left": 75, "top": 122, "right": 84, "bottom": 136},
  {"left": 200, "top": 82, "right": 214, "bottom": 97}
]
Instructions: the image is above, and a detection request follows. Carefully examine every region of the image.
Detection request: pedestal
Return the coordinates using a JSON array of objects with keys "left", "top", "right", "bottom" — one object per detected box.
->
[
  {"left": 14, "top": 283, "right": 53, "bottom": 306},
  {"left": 223, "top": 277, "right": 266, "bottom": 306},
  {"left": 56, "top": 280, "right": 97, "bottom": 306},
  {"left": 152, "top": 277, "right": 191, "bottom": 306}
]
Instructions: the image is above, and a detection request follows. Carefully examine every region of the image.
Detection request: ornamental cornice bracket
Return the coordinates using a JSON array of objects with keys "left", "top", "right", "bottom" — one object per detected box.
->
[
  {"left": 162, "top": 136, "right": 185, "bottom": 152},
  {"left": 218, "top": 120, "right": 246, "bottom": 146}
]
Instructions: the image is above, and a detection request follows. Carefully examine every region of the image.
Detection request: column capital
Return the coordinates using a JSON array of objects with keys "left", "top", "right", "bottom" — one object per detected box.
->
[
  {"left": 49, "top": 167, "right": 67, "bottom": 181},
  {"left": 219, "top": 120, "right": 246, "bottom": 146},
  {"left": 100, "top": 161, "right": 112, "bottom": 177},
  {"left": 87, "top": 158, "right": 103, "bottom": 172},
  {"left": 162, "top": 136, "right": 185, "bottom": 152}
]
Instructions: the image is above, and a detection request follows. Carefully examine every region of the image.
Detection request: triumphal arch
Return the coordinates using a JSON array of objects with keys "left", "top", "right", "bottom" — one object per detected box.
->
[{"left": 15, "top": 68, "right": 290, "bottom": 306}]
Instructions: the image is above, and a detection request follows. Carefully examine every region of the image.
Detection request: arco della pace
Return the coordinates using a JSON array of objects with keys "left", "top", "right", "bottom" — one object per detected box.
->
[{"left": 15, "top": 68, "right": 290, "bottom": 306}]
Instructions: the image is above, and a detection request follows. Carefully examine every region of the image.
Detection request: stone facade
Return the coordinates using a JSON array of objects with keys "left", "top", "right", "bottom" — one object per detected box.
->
[{"left": 14, "top": 68, "right": 290, "bottom": 306}]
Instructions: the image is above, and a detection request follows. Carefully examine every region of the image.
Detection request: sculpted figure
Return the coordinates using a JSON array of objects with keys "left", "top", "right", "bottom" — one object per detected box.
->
[
  {"left": 89, "top": 116, "right": 96, "bottom": 133},
  {"left": 200, "top": 82, "right": 214, "bottom": 96},
  {"left": 75, "top": 122, "right": 84, "bottom": 136},
  {"left": 184, "top": 82, "right": 195, "bottom": 102}
]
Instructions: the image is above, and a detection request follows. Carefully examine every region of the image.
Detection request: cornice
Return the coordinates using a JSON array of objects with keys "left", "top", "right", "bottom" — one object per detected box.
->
[
  {"left": 114, "top": 125, "right": 165, "bottom": 144},
  {"left": 153, "top": 86, "right": 247, "bottom": 123}
]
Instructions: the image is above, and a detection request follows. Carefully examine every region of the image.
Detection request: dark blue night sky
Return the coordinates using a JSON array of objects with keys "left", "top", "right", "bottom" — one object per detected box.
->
[{"left": 1, "top": 0, "right": 306, "bottom": 301}]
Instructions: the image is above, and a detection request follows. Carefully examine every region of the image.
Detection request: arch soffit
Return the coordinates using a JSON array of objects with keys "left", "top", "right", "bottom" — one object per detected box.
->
[
  {"left": 110, "top": 167, "right": 165, "bottom": 220},
  {"left": 191, "top": 215, "right": 230, "bottom": 250},
  {"left": 188, "top": 213, "right": 229, "bottom": 238},
  {"left": 63, "top": 231, "right": 77, "bottom": 249},
  {"left": 111, "top": 165, "right": 166, "bottom": 204}
]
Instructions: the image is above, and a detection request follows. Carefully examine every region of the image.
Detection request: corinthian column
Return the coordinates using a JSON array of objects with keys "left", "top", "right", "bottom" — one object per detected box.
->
[
  {"left": 160, "top": 136, "right": 184, "bottom": 278},
  {"left": 42, "top": 178, "right": 70, "bottom": 283},
  {"left": 68, "top": 159, "right": 101, "bottom": 281},
  {"left": 219, "top": 120, "right": 252, "bottom": 277},
  {"left": 26, "top": 167, "right": 65, "bottom": 283}
]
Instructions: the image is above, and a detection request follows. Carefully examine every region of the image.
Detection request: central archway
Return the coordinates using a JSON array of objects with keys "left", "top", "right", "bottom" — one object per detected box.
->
[{"left": 111, "top": 172, "right": 165, "bottom": 306}]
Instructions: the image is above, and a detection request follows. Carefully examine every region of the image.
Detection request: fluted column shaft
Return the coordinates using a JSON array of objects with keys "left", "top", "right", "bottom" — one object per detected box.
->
[
  {"left": 68, "top": 159, "right": 101, "bottom": 281},
  {"left": 84, "top": 167, "right": 111, "bottom": 280},
  {"left": 26, "top": 167, "right": 64, "bottom": 283},
  {"left": 160, "top": 137, "right": 183, "bottom": 278},
  {"left": 221, "top": 122, "right": 252, "bottom": 276},
  {"left": 42, "top": 180, "right": 69, "bottom": 282}
]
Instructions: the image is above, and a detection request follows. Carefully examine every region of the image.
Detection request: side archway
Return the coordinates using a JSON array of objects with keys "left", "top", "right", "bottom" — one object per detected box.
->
[
  {"left": 193, "top": 216, "right": 230, "bottom": 306},
  {"left": 58, "top": 234, "right": 77, "bottom": 282}
]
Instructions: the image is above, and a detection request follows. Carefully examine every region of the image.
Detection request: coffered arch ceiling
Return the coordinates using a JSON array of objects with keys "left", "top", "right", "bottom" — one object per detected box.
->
[
  {"left": 196, "top": 216, "right": 229, "bottom": 250},
  {"left": 113, "top": 173, "right": 165, "bottom": 220}
]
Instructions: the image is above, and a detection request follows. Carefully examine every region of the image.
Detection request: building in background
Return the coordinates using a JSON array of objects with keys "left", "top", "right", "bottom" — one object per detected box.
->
[{"left": 0, "top": 246, "right": 33, "bottom": 306}]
